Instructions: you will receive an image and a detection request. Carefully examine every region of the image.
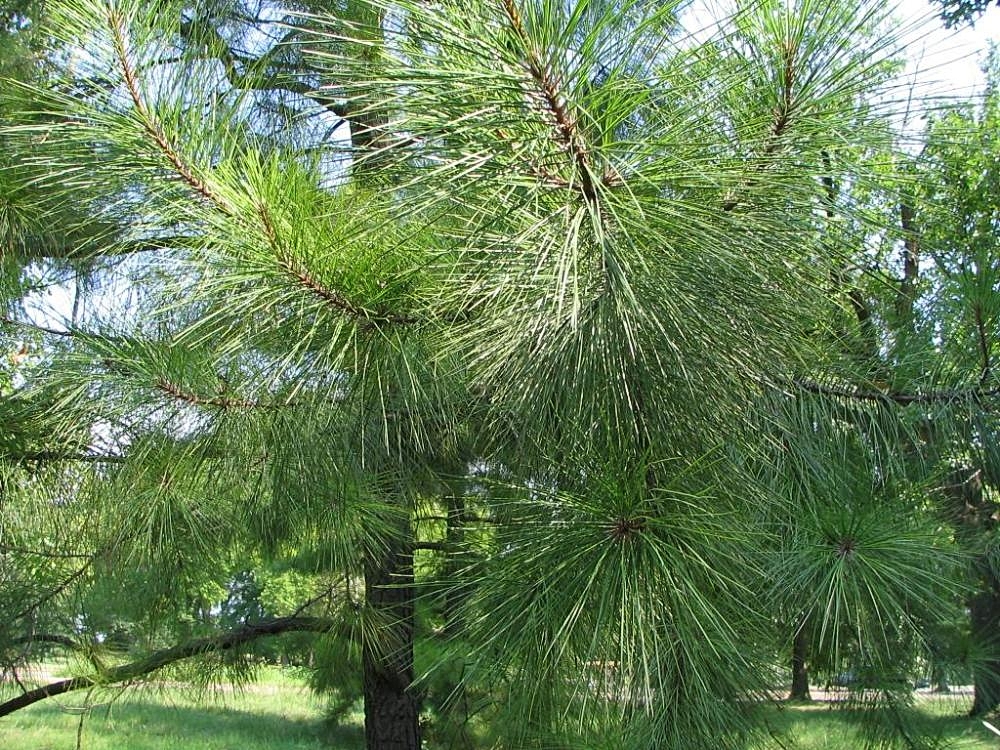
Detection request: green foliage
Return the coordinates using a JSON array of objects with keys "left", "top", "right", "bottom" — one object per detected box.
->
[
  {"left": 0, "top": 0, "right": 994, "bottom": 748},
  {"left": 932, "top": 0, "right": 999, "bottom": 27}
]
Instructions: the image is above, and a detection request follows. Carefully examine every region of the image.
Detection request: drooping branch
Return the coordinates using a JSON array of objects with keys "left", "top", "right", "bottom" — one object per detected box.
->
[{"left": 0, "top": 616, "right": 335, "bottom": 718}]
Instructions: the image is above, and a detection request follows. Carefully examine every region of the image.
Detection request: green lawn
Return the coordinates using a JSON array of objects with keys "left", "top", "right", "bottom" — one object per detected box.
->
[
  {"left": 1, "top": 667, "right": 363, "bottom": 750},
  {"left": 762, "top": 696, "right": 999, "bottom": 750},
  {"left": 3, "top": 671, "right": 999, "bottom": 749}
]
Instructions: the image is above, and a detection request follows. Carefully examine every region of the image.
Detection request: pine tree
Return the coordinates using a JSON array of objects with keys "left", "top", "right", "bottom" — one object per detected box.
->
[{"left": 0, "top": 1, "right": 975, "bottom": 748}]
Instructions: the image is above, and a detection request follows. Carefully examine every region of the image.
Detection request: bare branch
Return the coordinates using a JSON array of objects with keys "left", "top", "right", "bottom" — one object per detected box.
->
[
  {"left": 0, "top": 316, "right": 73, "bottom": 338},
  {"left": 792, "top": 378, "right": 1000, "bottom": 406}
]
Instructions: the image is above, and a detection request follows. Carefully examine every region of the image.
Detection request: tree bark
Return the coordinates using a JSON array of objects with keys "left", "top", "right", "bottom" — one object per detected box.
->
[
  {"left": 942, "top": 467, "right": 1000, "bottom": 717},
  {"left": 363, "top": 533, "right": 420, "bottom": 750},
  {"left": 789, "top": 617, "right": 811, "bottom": 701},
  {"left": 443, "top": 491, "right": 467, "bottom": 637},
  {"left": 970, "top": 589, "right": 1000, "bottom": 716}
]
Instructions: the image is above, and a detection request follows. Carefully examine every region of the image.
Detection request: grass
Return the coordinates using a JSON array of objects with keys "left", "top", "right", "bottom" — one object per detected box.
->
[
  {"left": 762, "top": 694, "right": 1000, "bottom": 749},
  {"left": 1, "top": 665, "right": 363, "bottom": 750},
  {"left": 3, "top": 668, "right": 1000, "bottom": 750}
]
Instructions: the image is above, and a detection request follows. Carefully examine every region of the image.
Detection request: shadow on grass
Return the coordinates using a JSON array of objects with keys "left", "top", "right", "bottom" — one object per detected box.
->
[
  {"left": 8, "top": 696, "right": 364, "bottom": 750},
  {"left": 759, "top": 700, "right": 997, "bottom": 750}
]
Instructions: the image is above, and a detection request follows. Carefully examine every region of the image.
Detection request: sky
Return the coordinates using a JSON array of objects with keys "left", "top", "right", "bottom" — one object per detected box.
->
[
  {"left": 680, "top": 0, "right": 999, "bottom": 103},
  {"left": 895, "top": 0, "right": 999, "bottom": 101}
]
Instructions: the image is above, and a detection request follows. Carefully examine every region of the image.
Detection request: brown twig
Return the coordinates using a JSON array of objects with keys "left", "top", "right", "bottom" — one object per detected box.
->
[
  {"left": 108, "top": 10, "right": 225, "bottom": 208},
  {"left": 500, "top": 0, "right": 598, "bottom": 203},
  {"left": 1, "top": 316, "right": 74, "bottom": 338},
  {"left": 259, "top": 202, "right": 415, "bottom": 329},
  {"left": 154, "top": 379, "right": 271, "bottom": 410}
]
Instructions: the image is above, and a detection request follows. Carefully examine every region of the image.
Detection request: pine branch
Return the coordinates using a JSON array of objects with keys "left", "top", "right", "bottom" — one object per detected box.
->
[
  {"left": 7, "top": 633, "right": 83, "bottom": 651},
  {"left": 792, "top": 378, "right": 1000, "bottom": 406},
  {"left": 0, "top": 315, "right": 73, "bottom": 338},
  {"left": 764, "top": 39, "right": 797, "bottom": 155},
  {"left": 0, "top": 545, "right": 93, "bottom": 560},
  {"left": 14, "top": 560, "right": 93, "bottom": 621},
  {"left": 110, "top": 9, "right": 411, "bottom": 330},
  {"left": 723, "top": 37, "right": 801, "bottom": 212},
  {"left": 154, "top": 378, "right": 274, "bottom": 410},
  {"left": 499, "top": 0, "right": 598, "bottom": 203},
  {"left": 3, "top": 451, "right": 127, "bottom": 463},
  {"left": 0, "top": 616, "right": 335, "bottom": 718},
  {"left": 108, "top": 8, "right": 225, "bottom": 208},
  {"left": 259, "top": 205, "right": 416, "bottom": 327}
]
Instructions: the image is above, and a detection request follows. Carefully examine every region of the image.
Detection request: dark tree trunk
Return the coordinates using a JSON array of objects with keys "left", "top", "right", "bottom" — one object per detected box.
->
[
  {"left": 942, "top": 467, "right": 1000, "bottom": 718},
  {"left": 789, "top": 617, "right": 811, "bottom": 701},
  {"left": 931, "top": 662, "right": 950, "bottom": 693},
  {"left": 363, "top": 534, "right": 421, "bottom": 750},
  {"left": 970, "top": 590, "right": 1000, "bottom": 716},
  {"left": 443, "top": 492, "right": 466, "bottom": 636}
]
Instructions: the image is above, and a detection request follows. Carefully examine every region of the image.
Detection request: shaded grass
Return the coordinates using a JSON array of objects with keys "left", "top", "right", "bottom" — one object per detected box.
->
[
  {"left": 763, "top": 695, "right": 999, "bottom": 749},
  {"left": 1, "top": 669, "right": 363, "bottom": 750},
  {"left": 3, "top": 668, "right": 999, "bottom": 750}
]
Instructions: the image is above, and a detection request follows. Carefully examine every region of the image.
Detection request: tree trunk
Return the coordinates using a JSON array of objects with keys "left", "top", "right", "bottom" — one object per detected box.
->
[
  {"left": 363, "top": 534, "right": 421, "bottom": 750},
  {"left": 789, "top": 617, "right": 811, "bottom": 701},
  {"left": 970, "top": 590, "right": 1000, "bottom": 716},
  {"left": 942, "top": 467, "right": 1000, "bottom": 717},
  {"left": 931, "top": 662, "right": 950, "bottom": 693},
  {"left": 443, "top": 492, "right": 466, "bottom": 636}
]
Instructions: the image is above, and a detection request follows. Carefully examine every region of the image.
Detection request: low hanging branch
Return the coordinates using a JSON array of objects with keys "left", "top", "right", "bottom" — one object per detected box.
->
[{"left": 0, "top": 616, "right": 335, "bottom": 719}]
